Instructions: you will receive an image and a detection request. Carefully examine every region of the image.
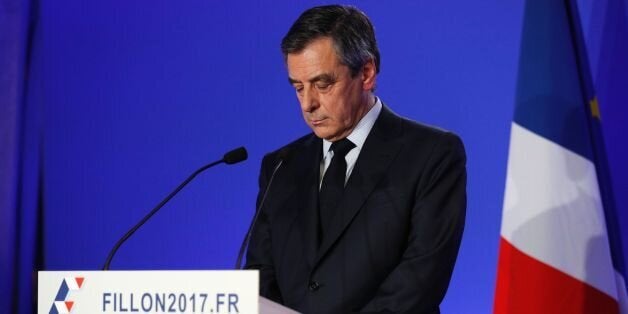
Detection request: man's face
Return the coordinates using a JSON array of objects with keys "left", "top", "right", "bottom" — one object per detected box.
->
[{"left": 287, "top": 37, "right": 375, "bottom": 142}]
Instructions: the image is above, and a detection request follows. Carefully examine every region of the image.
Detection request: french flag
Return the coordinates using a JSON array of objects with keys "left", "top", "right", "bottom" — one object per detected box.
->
[{"left": 494, "top": 0, "right": 627, "bottom": 313}]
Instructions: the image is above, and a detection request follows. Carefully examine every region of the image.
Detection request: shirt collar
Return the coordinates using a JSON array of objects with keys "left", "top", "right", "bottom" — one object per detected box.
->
[{"left": 322, "top": 97, "right": 383, "bottom": 156}]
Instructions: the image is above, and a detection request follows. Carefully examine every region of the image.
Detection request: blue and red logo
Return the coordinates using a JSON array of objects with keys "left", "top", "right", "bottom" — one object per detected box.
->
[{"left": 49, "top": 277, "right": 84, "bottom": 314}]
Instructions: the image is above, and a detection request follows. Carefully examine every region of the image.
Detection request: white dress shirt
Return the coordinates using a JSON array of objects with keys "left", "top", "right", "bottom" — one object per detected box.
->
[{"left": 319, "top": 97, "right": 383, "bottom": 187}]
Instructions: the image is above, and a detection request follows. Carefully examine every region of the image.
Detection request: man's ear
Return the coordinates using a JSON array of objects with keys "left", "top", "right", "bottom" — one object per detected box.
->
[{"left": 361, "top": 59, "right": 377, "bottom": 91}]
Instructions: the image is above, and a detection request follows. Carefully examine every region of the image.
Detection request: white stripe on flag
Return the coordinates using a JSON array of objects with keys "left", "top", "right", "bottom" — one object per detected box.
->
[
  {"left": 616, "top": 271, "right": 628, "bottom": 314},
  {"left": 501, "top": 122, "right": 618, "bottom": 299}
]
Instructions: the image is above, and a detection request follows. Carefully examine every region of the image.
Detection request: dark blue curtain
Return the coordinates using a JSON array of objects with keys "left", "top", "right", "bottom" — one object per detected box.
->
[
  {"left": 1, "top": 1, "right": 626, "bottom": 313},
  {"left": 0, "top": 0, "right": 43, "bottom": 312}
]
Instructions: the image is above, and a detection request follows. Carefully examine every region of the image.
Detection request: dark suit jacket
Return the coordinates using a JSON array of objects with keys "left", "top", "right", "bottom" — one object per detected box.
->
[{"left": 246, "top": 105, "right": 466, "bottom": 314}]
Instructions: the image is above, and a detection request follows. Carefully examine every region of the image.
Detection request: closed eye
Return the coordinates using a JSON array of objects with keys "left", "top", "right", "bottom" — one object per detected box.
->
[{"left": 315, "top": 82, "right": 333, "bottom": 91}]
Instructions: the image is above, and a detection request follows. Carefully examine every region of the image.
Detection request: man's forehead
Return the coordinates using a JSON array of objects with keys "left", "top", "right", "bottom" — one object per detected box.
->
[
  {"left": 288, "top": 72, "right": 337, "bottom": 85},
  {"left": 286, "top": 58, "right": 347, "bottom": 83},
  {"left": 286, "top": 38, "right": 344, "bottom": 72}
]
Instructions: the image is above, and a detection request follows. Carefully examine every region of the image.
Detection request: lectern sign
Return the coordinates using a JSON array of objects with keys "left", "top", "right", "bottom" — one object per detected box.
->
[{"left": 38, "top": 270, "right": 259, "bottom": 314}]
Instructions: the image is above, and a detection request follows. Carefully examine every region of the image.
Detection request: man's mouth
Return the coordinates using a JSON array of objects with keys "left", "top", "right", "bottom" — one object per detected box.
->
[{"left": 311, "top": 118, "right": 327, "bottom": 126}]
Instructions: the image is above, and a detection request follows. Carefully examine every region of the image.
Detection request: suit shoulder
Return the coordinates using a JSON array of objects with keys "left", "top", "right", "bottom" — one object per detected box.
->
[
  {"left": 394, "top": 115, "right": 466, "bottom": 161},
  {"left": 399, "top": 114, "right": 463, "bottom": 144},
  {"left": 262, "top": 133, "right": 316, "bottom": 163},
  {"left": 400, "top": 116, "right": 452, "bottom": 137},
  {"left": 380, "top": 106, "right": 462, "bottom": 144}
]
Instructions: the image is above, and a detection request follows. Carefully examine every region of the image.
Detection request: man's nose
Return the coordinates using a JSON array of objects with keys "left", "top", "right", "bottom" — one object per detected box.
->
[{"left": 300, "top": 88, "right": 319, "bottom": 112}]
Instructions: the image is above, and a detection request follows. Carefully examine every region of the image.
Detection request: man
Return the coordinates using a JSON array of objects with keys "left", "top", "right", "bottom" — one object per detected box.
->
[{"left": 246, "top": 5, "right": 466, "bottom": 314}]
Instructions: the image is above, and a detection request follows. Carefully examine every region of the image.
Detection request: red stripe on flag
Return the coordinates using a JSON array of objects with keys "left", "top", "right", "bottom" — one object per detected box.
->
[{"left": 494, "top": 237, "right": 618, "bottom": 314}]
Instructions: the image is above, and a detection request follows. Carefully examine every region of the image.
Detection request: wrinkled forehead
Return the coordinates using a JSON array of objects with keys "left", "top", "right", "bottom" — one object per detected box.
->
[{"left": 286, "top": 37, "right": 347, "bottom": 81}]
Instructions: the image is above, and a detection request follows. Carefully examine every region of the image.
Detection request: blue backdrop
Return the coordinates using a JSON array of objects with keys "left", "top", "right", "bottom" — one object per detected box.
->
[{"left": 2, "top": 1, "right": 626, "bottom": 313}]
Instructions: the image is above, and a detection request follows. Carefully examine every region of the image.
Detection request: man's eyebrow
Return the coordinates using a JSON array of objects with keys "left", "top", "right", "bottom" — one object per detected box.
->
[
  {"left": 288, "top": 73, "right": 337, "bottom": 85},
  {"left": 309, "top": 73, "right": 336, "bottom": 83}
]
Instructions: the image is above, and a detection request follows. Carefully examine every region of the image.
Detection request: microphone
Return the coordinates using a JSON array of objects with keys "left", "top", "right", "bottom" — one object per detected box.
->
[
  {"left": 224, "top": 147, "right": 248, "bottom": 164},
  {"left": 103, "top": 146, "right": 248, "bottom": 270},
  {"left": 235, "top": 147, "right": 291, "bottom": 269}
]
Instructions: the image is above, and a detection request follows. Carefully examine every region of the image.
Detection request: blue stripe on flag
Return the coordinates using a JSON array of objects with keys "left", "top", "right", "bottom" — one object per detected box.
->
[
  {"left": 567, "top": 0, "right": 628, "bottom": 297},
  {"left": 513, "top": 0, "right": 593, "bottom": 161}
]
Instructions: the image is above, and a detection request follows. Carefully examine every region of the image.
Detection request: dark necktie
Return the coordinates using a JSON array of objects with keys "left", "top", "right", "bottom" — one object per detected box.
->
[{"left": 319, "top": 138, "right": 356, "bottom": 238}]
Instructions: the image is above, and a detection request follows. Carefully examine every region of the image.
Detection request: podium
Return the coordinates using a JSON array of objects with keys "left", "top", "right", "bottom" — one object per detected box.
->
[{"left": 38, "top": 270, "right": 298, "bottom": 314}]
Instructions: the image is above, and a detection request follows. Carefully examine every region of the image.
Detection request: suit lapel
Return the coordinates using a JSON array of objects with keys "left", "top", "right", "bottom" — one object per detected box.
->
[
  {"left": 315, "top": 105, "right": 404, "bottom": 265},
  {"left": 289, "top": 135, "right": 322, "bottom": 269}
]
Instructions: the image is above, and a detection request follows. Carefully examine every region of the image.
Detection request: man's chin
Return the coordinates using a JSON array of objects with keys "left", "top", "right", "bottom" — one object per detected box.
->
[
  {"left": 310, "top": 125, "right": 344, "bottom": 141},
  {"left": 314, "top": 132, "right": 334, "bottom": 141},
  {"left": 313, "top": 132, "right": 328, "bottom": 140},
  {"left": 311, "top": 126, "right": 328, "bottom": 139},
  {"left": 318, "top": 134, "right": 344, "bottom": 142}
]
